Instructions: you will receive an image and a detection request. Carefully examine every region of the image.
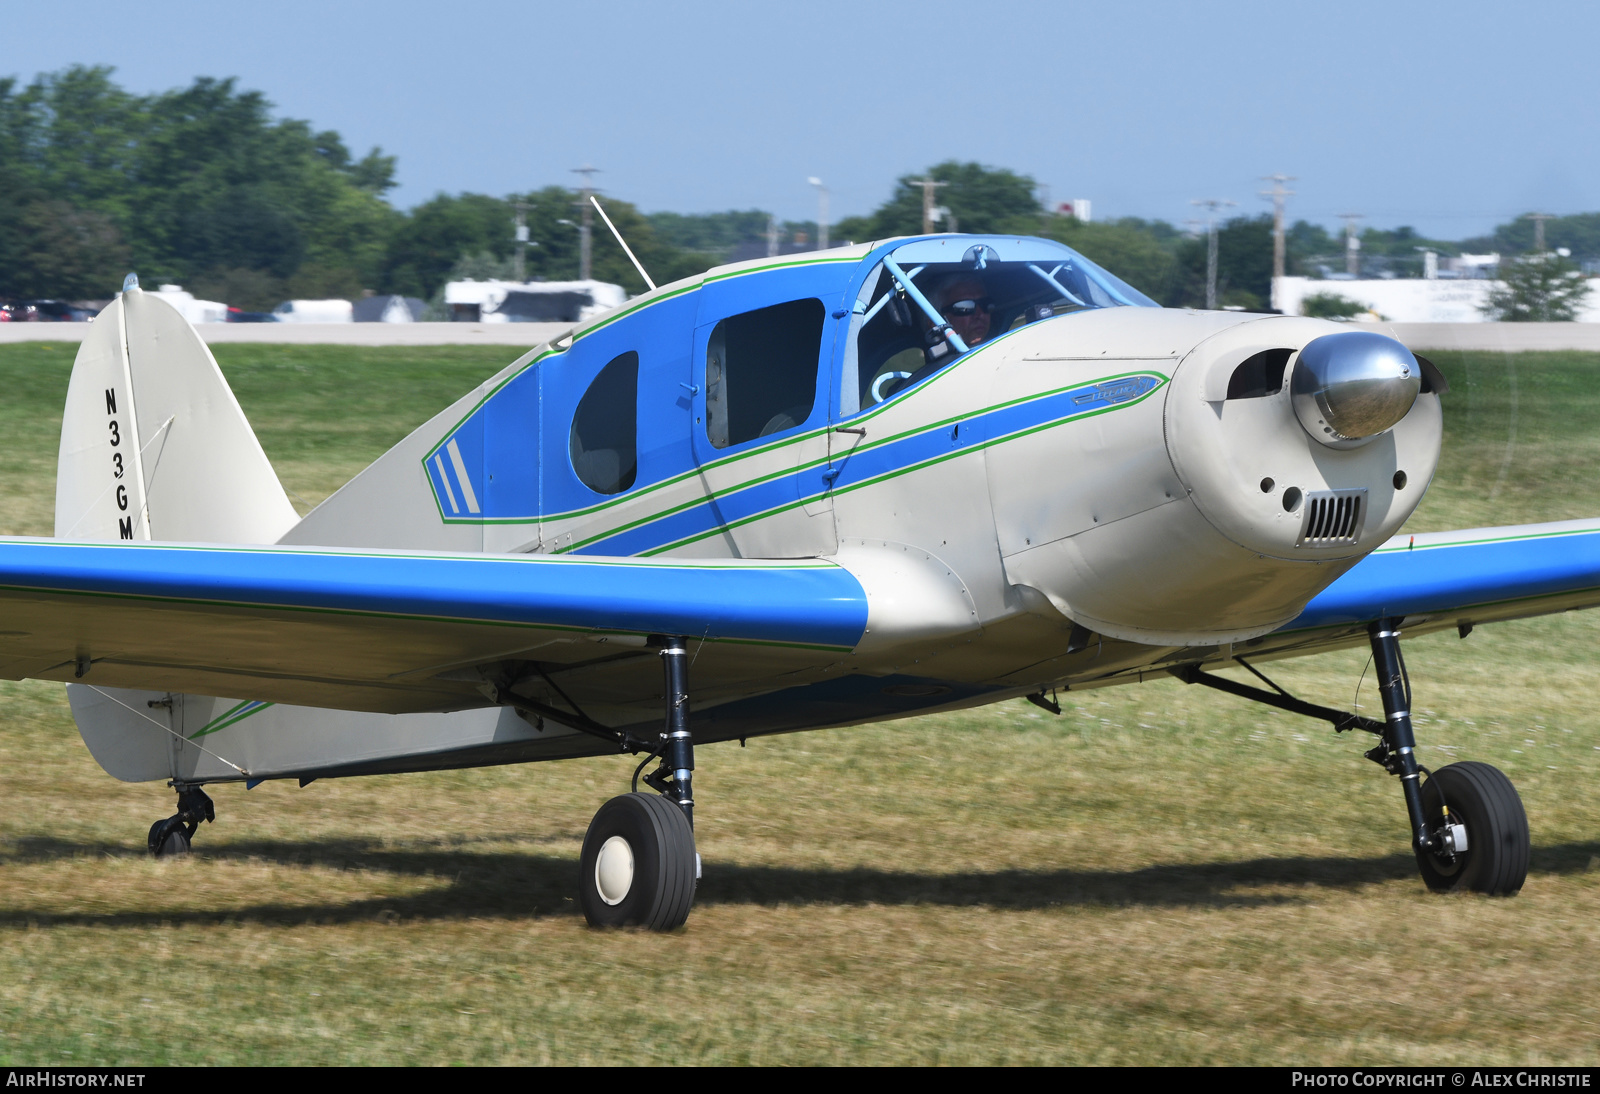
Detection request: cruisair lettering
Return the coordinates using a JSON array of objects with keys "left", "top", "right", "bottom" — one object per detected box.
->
[{"left": 1073, "top": 375, "right": 1153, "bottom": 406}]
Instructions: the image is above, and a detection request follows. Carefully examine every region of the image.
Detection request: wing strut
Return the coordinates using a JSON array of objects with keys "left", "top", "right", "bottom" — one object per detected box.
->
[{"left": 1171, "top": 660, "right": 1385, "bottom": 736}]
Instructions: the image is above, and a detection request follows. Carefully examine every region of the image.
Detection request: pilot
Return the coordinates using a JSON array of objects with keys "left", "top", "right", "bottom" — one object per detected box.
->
[
  {"left": 868, "top": 272, "right": 994, "bottom": 403},
  {"left": 933, "top": 274, "right": 993, "bottom": 349}
]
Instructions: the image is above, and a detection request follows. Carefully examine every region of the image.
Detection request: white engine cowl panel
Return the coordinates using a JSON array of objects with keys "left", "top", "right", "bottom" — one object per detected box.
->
[
  {"left": 988, "top": 310, "right": 1442, "bottom": 646},
  {"left": 1166, "top": 316, "right": 1441, "bottom": 562}
]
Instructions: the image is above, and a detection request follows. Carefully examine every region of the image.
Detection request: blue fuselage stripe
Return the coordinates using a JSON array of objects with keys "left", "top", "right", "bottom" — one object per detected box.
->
[
  {"left": 0, "top": 540, "right": 869, "bottom": 648},
  {"left": 574, "top": 374, "right": 1162, "bottom": 556},
  {"left": 1289, "top": 530, "right": 1600, "bottom": 630}
]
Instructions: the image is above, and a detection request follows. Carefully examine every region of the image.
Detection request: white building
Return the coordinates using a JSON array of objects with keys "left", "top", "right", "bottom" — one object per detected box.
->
[
  {"left": 1273, "top": 275, "right": 1600, "bottom": 323},
  {"left": 443, "top": 279, "right": 626, "bottom": 324}
]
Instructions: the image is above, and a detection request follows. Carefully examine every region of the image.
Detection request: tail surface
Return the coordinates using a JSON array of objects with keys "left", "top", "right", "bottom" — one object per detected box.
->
[
  {"left": 56, "top": 278, "right": 302, "bottom": 783},
  {"left": 55, "top": 281, "right": 299, "bottom": 543}
]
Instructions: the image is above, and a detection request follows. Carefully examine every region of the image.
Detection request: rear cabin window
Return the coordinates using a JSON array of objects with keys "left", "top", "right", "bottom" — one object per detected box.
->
[
  {"left": 705, "top": 298, "right": 824, "bottom": 449},
  {"left": 569, "top": 351, "right": 638, "bottom": 495}
]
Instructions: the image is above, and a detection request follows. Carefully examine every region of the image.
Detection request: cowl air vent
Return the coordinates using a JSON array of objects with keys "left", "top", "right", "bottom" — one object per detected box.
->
[{"left": 1297, "top": 489, "right": 1367, "bottom": 547}]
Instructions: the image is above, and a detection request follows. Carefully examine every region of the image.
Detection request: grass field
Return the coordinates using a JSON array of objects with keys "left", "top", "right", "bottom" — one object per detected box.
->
[{"left": 0, "top": 343, "right": 1597, "bottom": 1065}]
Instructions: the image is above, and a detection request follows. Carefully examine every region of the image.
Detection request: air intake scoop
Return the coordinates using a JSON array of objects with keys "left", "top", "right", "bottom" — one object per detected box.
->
[{"left": 1291, "top": 331, "right": 1421, "bottom": 448}]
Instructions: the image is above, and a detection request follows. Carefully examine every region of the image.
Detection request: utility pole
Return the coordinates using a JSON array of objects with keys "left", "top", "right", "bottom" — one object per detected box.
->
[
  {"left": 1191, "top": 198, "right": 1236, "bottom": 310},
  {"left": 1259, "top": 174, "right": 1296, "bottom": 293},
  {"left": 807, "top": 177, "right": 830, "bottom": 251},
  {"left": 1525, "top": 212, "right": 1555, "bottom": 253},
  {"left": 911, "top": 177, "right": 949, "bottom": 233},
  {"left": 571, "top": 164, "right": 600, "bottom": 281},
  {"left": 512, "top": 200, "right": 530, "bottom": 282},
  {"left": 766, "top": 213, "right": 779, "bottom": 258},
  {"left": 1338, "top": 212, "right": 1364, "bottom": 277}
]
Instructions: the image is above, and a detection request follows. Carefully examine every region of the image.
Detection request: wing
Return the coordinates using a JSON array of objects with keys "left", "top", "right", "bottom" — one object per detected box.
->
[
  {"left": 1239, "top": 518, "right": 1600, "bottom": 664},
  {"left": 0, "top": 538, "right": 868, "bottom": 720}
]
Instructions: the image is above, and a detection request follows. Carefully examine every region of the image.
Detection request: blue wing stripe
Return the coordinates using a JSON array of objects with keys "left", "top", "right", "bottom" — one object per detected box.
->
[
  {"left": 1289, "top": 521, "right": 1600, "bottom": 630},
  {"left": 0, "top": 539, "right": 869, "bottom": 649}
]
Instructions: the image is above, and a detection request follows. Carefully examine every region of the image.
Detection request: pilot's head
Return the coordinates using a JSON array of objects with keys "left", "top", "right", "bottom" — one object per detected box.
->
[{"left": 934, "top": 274, "right": 992, "bottom": 348}]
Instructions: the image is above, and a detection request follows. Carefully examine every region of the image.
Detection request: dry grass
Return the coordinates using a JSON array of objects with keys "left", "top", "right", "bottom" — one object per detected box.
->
[{"left": 0, "top": 345, "right": 1597, "bottom": 1065}]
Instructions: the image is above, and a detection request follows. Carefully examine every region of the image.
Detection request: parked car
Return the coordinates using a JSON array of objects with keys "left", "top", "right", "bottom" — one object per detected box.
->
[
  {"left": 226, "top": 306, "right": 278, "bottom": 323},
  {"left": 0, "top": 299, "right": 97, "bottom": 321}
]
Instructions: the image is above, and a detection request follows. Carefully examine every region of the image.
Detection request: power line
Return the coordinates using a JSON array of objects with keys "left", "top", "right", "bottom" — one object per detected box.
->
[
  {"left": 571, "top": 164, "right": 600, "bottom": 281},
  {"left": 1525, "top": 212, "right": 1555, "bottom": 253},
  {"left": 1191, "top": 198, "right": 1236, "bottom": 309},
  {"left": 1337, "top": 212, "right": 1364, "bottom": 276},
  {"left": 910, "top": 177, "right": 949, "bottom": 234},
  {"left": 1259, "top": 174, "right": 1296, "bottom": 288}
]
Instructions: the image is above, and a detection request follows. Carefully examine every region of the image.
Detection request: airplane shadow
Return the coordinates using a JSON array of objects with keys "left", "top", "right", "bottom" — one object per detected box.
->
[{"left": 1, "top": 837, "right": 1596, "bottom": 930}]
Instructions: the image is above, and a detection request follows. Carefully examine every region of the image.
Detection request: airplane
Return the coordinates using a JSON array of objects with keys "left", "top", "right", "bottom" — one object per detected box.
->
[{"left": 4, "top": 232, "right": 1597, "bottom": 930}]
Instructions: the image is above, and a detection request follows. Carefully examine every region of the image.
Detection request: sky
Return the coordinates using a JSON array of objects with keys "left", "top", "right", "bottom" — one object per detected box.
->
[{"left": 5, "top": 0, "right": 1597, "bottom": 240}]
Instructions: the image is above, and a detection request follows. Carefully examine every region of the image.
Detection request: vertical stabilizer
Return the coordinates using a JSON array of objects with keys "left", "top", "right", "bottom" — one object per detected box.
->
[{"left": 55, "top": 285, "right": 299, "bottom": 543}]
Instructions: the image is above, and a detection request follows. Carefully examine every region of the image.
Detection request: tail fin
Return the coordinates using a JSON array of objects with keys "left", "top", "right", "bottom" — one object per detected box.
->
[{"left": 55, "top": 279, "right": 299, "bottom": 543}]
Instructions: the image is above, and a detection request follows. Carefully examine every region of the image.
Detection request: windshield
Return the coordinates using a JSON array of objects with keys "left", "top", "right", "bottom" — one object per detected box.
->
[{"left": 845, "top": 238, "right": 1158, "bottom": 410}]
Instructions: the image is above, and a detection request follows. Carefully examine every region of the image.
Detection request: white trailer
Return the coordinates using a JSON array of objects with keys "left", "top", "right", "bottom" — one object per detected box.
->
[
  {"left": 273, "top": 299, "right": 355, "bottom": 324},
  {"left": 443, "top": 279, "right": 626, "bottom": 324}
]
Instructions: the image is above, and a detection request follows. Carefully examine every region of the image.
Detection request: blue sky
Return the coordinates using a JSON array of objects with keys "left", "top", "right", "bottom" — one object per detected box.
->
[{"left": 5, "top": 0, "right": 1596, "bottom": 239}]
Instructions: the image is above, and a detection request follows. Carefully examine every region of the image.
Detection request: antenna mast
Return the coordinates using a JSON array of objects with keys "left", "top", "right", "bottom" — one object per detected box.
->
[{"left": 590, "top": 195, "right": 656, "bottom": 291}]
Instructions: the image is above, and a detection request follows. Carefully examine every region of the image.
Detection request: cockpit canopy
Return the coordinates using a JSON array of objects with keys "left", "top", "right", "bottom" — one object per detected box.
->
[{"left": 845, "top": 237, "right": 1159, "bottom": 411}]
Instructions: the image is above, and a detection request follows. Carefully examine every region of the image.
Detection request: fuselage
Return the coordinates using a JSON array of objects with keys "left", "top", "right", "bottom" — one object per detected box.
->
[{"left": 283, "top": 234, "right": 1443, "bottom": 715}]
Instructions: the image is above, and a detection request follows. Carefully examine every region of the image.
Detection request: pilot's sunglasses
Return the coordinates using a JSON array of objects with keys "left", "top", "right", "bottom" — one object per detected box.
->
[{"left": 944, "top": 297, "right": 993, "bottom": 317}]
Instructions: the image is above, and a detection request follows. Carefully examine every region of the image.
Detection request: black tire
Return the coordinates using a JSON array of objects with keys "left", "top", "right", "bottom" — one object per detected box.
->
[
  {"left": 1416, "top": 762, "right": 1529, "bottom": 895},
  {"left": 578, "top": 793, "right": 697, "bottom": 930},
  {"left": 147, "top": 820, "right": 191, "bottom": 858}
]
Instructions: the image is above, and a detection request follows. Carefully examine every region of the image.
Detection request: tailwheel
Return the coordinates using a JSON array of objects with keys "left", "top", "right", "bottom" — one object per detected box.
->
[
  {"left": 146, "top": 784, "right": 214, "bottom": 858},
  {"left": 146, "top": 821, "right": 191, "bottom": 858},
  {"left": 1416, "top": 762, "right": 1530, "bottom": 895},
  {"left": 579, "top": 793, "right": 697, "bottom": 930}
]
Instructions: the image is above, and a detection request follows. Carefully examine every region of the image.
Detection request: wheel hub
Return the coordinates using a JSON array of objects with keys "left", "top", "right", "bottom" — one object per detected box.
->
[{"left": 594, "top": 835, "right": 635, "bottom": 905}]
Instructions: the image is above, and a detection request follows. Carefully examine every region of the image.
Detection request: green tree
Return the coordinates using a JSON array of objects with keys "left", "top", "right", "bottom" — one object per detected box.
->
[
  {"left": 380, "top": 193, "right": 515, "bottom": 299},
  {"left": 1038, "top": 217, "right": 1177, "bottom": 301},
  {"left": 1168, "top": 215, "right": 1274, "bottom": 310},
  {"left": 0, "top": 66, "right": 400, "bottom": 300},
  {"left": 0, "top": 200, "right": 130, "bottom": 299},
  {"left": 648, "top": 210, "right": 770, "bottom": 258},
  {"left": 1300, "top": 292, "right": 1367, "bottom": 319},
  {"left": 834, "top": 161, "right": 1042, "bottom": 241},
  {"left": 1481, "top": 252, "right": 1593, "bottom": 321},
  {"left": 1463, "top": 212, "right": 1600, "bottom": 262}
]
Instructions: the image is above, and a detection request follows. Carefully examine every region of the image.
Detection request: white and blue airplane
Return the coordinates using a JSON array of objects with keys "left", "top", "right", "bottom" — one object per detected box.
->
[{"left": 3, "top": 233, "right": 1595, "bottom": 929}]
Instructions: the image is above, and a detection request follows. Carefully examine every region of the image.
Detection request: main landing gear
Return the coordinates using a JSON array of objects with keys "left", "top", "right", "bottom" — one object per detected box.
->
[
  {"left": 578, "top": 636, "right": 699, "bottom": 929},
  {"left": 1176, "top": 617, "right": 1530, "bottom": 895},
  {"left": 147, "top": 783, "right": 214, "bottom": 858}
]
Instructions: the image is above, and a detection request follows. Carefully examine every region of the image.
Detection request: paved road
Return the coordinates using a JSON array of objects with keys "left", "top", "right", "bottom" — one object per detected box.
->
[
  {"left": 0, "top": 322, "right": 570, "bottom": 347},
  {"left": 7, "top": 319, "right": 1600, "bottom": 352}
]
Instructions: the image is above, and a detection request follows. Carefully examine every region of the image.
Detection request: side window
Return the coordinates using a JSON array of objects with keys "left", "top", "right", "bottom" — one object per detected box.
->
[
  {"left": 706, "top": 298, "right": 824, "bottom": 449},
  {"left": 569, "top": 351, "right": 638, "bottom": 495}
]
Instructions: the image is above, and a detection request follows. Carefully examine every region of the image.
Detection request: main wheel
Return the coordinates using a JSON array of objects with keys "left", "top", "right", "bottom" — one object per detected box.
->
[
  {"left": 1416, "top": 761, "right": 1529, "bottom": 895},
  {"left": 579, "top": 793, "right": 697, "bottom": 930}
]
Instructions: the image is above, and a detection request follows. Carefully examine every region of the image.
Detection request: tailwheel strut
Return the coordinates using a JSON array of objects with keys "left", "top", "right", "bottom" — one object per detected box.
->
[
  {"left": 578, "top": 635, "right": 698, "bottom": 930},
  {"left": 1174, "top": 619, "right": 1529, "bottom": 895},
  {"left": 147, "top": 783, "right": 214, "bottom": 858}
]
